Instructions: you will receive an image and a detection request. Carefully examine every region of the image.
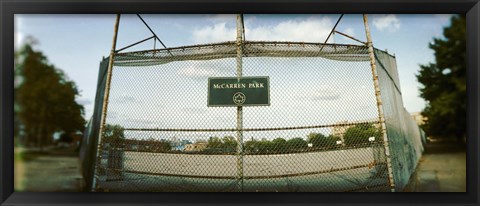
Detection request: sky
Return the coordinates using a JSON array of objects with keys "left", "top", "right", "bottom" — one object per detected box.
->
[{"left": 15, "top": 14, "right": 453, "bottom": 140}]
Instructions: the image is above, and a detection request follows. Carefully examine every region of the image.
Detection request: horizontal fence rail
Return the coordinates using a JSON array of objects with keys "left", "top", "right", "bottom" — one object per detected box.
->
[{"left": 123, "top": 121, "right": 379, "bottom": 132}]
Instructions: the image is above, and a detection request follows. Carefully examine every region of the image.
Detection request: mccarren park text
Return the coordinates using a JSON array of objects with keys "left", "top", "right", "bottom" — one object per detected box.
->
[{"left": 213, "top": 82, "right": 265, "bottom": 89}]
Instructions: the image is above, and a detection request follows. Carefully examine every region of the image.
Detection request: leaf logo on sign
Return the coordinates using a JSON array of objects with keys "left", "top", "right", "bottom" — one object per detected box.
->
[{"left": 233, "top": 92, "right": 246, "bottom": 105}]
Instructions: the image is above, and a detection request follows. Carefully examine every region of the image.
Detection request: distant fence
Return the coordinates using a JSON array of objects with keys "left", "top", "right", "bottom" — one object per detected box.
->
[{"left": 80, "top": 41, "right": 424, "bottom": 192}]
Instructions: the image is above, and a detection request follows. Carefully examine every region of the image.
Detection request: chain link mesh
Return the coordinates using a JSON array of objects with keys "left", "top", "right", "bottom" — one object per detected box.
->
[
  {"left": 374, "top": 50, "right": 425, "bottom": 191},
  {"left": 84, "top": 41, "right": 424, "bottom": 192}
]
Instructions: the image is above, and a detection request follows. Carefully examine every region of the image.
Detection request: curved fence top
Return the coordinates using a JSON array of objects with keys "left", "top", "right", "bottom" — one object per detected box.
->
[{"left": 112, "top": 41, "right": 387, "bottom": 67}]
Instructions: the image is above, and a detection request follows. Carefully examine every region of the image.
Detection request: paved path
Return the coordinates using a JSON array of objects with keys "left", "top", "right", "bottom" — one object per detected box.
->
[
  {"left": 404, "top": 142, "right": 466, "bottom": 192},
  {"left": 14, "top": 147, "right": 84, "bottom": 192}
]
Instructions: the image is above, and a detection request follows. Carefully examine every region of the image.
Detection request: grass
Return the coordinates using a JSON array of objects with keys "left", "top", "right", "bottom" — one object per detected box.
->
[
  {"left": 15, "top": 150, "right": 49, "bottom": 162},
  {"left": 14, "top": 150, "right": 23, "bottom": 161}
]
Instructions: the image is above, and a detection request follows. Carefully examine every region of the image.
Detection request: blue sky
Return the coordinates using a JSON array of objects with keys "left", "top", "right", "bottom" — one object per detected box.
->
[{"left": 15, "top": 14, "right": 453, "bottom": 139}]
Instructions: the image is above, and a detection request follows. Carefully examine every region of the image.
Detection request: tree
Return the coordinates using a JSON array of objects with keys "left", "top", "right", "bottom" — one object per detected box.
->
[
  {"left": 271, "top": 137, "right": 287, "bottom": 153},
  {"left": 244, "top": 139, "right": 258, "bottom": 154},
  {"left": 307, "top": 133, "right": 339, "bottom": 149},
  {"left": 102, "top": 124, "right": 125, "bottom": 148},
  {"left": 286, "top": 137, "right": 308, "bottom": 152},
  {"left": 207, "top": 136, "right": 223, "bottom": 149},
  {"left": 307, "top": 133, "right": 325, "bottom": 148},
  {"left": 416, "top": 15, "right": 466, "bottom": 142},
  {"left": 206, "top": 136, "right": 238, "bottom": 153},
  {"left": 222, "top": 136, "right": 237, "bottom": 152},
  {"left": 253, "top": 138, "right": 274, "bottom": 154},
  {"left": 343, "top": 123, "right": 380, "bottom": 146},
  {"left": 15, "top": 38, "right": 86, "bottom": 149},
  {"left": 153, "top": 139, "right": 172, "bottom": 152}
]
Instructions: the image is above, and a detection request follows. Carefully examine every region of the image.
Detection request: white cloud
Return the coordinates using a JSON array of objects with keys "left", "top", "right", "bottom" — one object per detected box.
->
[
  {"left": 344, "top": 28, "right": 355, "bottom": 36},
  {"left": 15, "top": 17, "right": 24, "bottom": 49},
  {"left": 372, "top": 14, "right": 401, "bottom": 32},
  {"left": 296, "top": 85, "right": 342, "bottom": 101},
  {"left": 76, "top": 97, "right": 92, "bottom": 105},
  {"left": 248, "top": 17, "right": 333, "bottom": 42},
  {"left": 179, "top": 66, "right": 215, "bottom": 79},
  {"left": 244, "top": 16, "right": 257, "bottom": 25},
  {"left": 192, "top": 16, "right": 334, "bottom": 44},
  {"left": 178, "top": 61, "right": 229, "bottom": 80},
  {"left": 338, "top": 28, "right": 356, "bottom": 42},
  {"left": 192, "top": 22, "right": 236, "bottom": 44},
  {"left": 15, "top": 32, "right": 24, "bottom": 49},
  {"left": 205, "top": 14, "right": 236, "bottom": 23}
]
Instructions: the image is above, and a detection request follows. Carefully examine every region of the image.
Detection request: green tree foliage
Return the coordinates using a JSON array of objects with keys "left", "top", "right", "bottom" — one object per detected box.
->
[
  {"left": 343, "top": 123, "right": 380, "bottom": 146},
  {"left": 15, "top": 38, "right": 86, "bottom": 149},
  {"left": 307, "top": 133, "right": 338, "bottom": 149},
  {"left": 146, "top": 139, "right": 172, "bottom": 152},
  {"left": 257, "top": 138, "right": 275, "bottom": 153},
  {"left": 244, "top": 139, "right": 259, "bottom": 153},
  {"left": 222, "top": 136, "right": 238, "bottom": 152},
  {"left": 416, "top": 15, "right": 466, "bottom": 142},
  {"left": 244, "top": 138, "right": 275, "bottom": 154},
  {"left": 285, "top": 137, "right": 308, "bottom": 152},
  {"left": 102, "top": 124, "right": 125, "bottom": 148},
  {"left": 206, "top": 136, "right": 238, "bottom": 153},
  {"left": 272, "top": 137, "right": 287, "bottom": 151},
  {"left": 157, "top": 139, "right": 172, "bottom": 152},
  {"left": 123, "top": 137, "right": 172, "bottom": 153},
  {"left": 207, "top": 136, "right": 223, "bottom": 149}
]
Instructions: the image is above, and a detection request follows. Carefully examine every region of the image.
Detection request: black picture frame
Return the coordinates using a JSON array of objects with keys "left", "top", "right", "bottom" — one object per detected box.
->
[{"left": 1, "top": 0, "right": 479, "bottom": 206}]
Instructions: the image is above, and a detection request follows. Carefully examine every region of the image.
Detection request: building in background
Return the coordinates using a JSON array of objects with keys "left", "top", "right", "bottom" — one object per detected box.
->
[
  {"left": 184, "top": 142, "right": 208, "bottom": 152},
  {"left": 410, "top": 112, "right": 427, "bottom": 126}
]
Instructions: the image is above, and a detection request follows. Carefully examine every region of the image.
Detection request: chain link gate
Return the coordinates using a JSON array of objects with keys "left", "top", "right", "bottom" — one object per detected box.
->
[{"left": 82, "top": 15, "right": 425, "bottom": 192}]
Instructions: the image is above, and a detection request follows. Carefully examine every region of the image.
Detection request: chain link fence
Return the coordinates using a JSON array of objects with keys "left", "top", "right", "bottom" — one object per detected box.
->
[{"left": 80, "top": 41, "right": 424, "bottom": 192}]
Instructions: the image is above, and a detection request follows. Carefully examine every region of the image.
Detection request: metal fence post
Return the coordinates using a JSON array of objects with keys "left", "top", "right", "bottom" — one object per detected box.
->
[
  {"left": 363, "top": 14, "right": 396, "bottom": 192},
  {"left": 92, "top": 14, "right": 121, "bottom": 191},
  {"left": 236, "top": 14, "right": 245, "bottom": 192}
]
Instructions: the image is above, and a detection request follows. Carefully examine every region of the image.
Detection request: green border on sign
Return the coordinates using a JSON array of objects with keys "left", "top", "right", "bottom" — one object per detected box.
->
[{"left": 207, "top": 76, "right": 270, "bottom": 107}]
